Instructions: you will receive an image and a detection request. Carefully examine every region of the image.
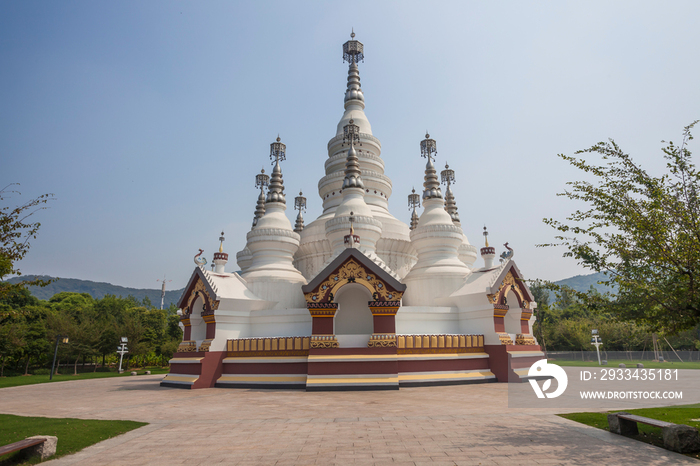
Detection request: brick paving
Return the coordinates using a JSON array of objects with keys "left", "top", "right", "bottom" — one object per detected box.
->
[{"left": 0, "top": 375, "right": 696, "bottom": 465}]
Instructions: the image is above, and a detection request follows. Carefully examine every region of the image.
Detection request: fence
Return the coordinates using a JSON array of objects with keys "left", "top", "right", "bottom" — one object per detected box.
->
[{"left": 546, "top": 350, "right": 700, "bottom": 363}]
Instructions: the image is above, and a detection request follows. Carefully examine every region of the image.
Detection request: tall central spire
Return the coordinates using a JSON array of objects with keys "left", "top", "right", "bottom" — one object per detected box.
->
[
  {"left": 343, "top": 30, "right": 364, "bottom": 105},
  {"left": 335, "top": 31, "right": 371, "bottom": 137}
]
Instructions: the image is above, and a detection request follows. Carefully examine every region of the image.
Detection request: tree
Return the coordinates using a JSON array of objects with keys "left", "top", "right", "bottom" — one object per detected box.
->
[
  {"left": 0, "top": 184, "right": 55, "bottom": 305},
  {"left": 543, "top": 121, "right": 700, "bottom": 334}
]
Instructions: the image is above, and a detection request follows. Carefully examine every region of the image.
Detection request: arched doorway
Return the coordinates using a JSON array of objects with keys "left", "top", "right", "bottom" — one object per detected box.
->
[
  {"left": 504, "top": 289, "right": 522, "bottom": 340},
  {"left": 189, "top": 295, "right": 207, "bottom": 344},
  {"left": 334, "top": 283, "right": 374, "bottom": 347}
]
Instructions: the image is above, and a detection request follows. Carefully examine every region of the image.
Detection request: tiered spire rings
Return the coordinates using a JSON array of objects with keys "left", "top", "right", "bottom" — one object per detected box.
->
[
  {"left": 408, "top": 187, "right": 420, "bottom": 230},
  {"left": 294, "top": 191, "right": 306, "bottom": 233},
  {"left": 441, "top": 162, "right": 460, "bottom": 223},
  {"left": 420, "top": 133, "right": 442, "bottom": 200},
  {"left": 266, "top": 136, "right": 287, "bottom": 204},
  {"left": 253, "top": 168, "right": 269, "bottom": 227}
]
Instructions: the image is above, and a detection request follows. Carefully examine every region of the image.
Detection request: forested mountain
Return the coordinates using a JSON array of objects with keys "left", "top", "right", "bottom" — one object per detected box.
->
[
  {"left": 554, "top": 272, "right": 614, "bottom": 294},
  {"left": 5, "top": 272, "right": 613, "bottom": 308},
  {"left": 4, "top": 275, "right": 185, "bottom": 308}
]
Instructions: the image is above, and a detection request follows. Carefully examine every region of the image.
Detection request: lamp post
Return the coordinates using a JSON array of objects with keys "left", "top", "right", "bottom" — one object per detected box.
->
[
  {"left": 117, "top": 337, "right": 129, "bottom": 373},
  {"left": 49, "top": 335, "right": 69, "bottom": 380},
  {"left": 591, "top": 329, "right": 603, "bottom": 365}
]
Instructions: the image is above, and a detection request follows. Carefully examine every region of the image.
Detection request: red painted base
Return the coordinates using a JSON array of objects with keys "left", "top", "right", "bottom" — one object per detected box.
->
[{"left": 484, "top": 344, "right": 542, "bottom": 382}]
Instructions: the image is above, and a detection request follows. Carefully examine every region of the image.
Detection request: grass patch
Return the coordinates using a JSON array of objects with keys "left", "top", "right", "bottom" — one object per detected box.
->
[
  {"left": 0, "top": 414, "right": 146, "bottom": 465},
  {"left": 550, "top": 359, "right": 700, "bottom": 370},
  {"left": 560, "top": 403, "right": 700, "bottom": 460},
  {"left": 0, "top": 367, "right": 169, "bottom": 389}
]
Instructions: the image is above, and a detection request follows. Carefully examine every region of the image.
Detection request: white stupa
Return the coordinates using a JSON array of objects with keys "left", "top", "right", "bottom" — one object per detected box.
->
[{"left": 164, "top": 32, "right": 542, "bottom": 391}]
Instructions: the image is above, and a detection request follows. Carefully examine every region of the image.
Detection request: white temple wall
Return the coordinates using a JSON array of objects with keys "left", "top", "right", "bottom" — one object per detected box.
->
[
  {"left": 395, "top": 306, "right": 460, "bottom": 334},
  {"left": 248, "top": 308, "right": 312, "bottom": 337},
  {"left": 402, "top": 273, "right": 468, "bottom": 307},
  {"left": 246, "top": 280, "right": 306, "bottom": 310},
  {"left": 456, "top": 308, "right": 501, "bottom": 345}
]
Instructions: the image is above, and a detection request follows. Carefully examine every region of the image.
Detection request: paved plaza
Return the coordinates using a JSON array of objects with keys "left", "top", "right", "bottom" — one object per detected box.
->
[{"left": 0, "top": 373, "right": 697, "bottom": 465}]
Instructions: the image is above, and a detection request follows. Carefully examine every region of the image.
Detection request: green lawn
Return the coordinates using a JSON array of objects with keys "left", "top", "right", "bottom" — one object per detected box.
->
[
  {"left": 551, "top": 359, "right": 700, "bottom": 370},
  {"left": 0, "top": 414, "right": 146, "bottom": 465},
  {"left": 0, "top": 367, "right": 169, "bottom": 389},
  {"left": 560, "top": 403, "right": 700, "bottom": 460}
]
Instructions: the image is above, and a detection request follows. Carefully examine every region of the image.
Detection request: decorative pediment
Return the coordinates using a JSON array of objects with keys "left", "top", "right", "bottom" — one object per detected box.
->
[
  {"left": 302, "top": 249, "right": 406, "bottom": 305},
  {"left": 487, "top": 263, "right": 533, "bottom": 309},
  {"left": 177, "top": 268, "right": 220, "bottom": 317}
]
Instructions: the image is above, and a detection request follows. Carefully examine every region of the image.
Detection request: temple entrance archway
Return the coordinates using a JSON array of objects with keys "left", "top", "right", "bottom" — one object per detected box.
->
[
  {"left": 190, "top": 295, "right": 207, "bottom": 343},
  {"left": 504, "top": 289, "right": 522, "bottom": 337},
  {"left": 334, "top": 283, "right": 373, "bottom": 347}
]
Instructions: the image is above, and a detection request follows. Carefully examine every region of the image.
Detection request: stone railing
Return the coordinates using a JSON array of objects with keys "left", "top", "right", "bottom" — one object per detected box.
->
[
  {"left": 397, "top": 334, "right": 484, "bottom": 354},
  {"left": 227, "top": 336, "right": 310, "bottom": 356}
]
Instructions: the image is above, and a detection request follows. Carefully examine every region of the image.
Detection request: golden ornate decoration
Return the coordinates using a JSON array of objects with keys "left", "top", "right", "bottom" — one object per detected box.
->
[
  {"left": 177, "top": 340, "right": 197, "bottom": 353},
  {"left": 367, "top": 334, "right": 397, "bottom": 347},
  {"left": 227, "top": 336, "right": 310, "bottom": 353},
  {"left": 304, "top": 259, "right": 403, "bottom": 304},
  {"left": 497, "top": 333, "right": 513, "bottom": 345},
  {"left": 494, "top": 271, "right": 526, "bottom": 307},
  {"left": 185, "top": 279, "right": 220, "bottom": 314},
  {"left": 198, "top": 339, "right": 213, "bottom": 352},
  {"left": 515, "top": 334, "right": 537, "bottom": 345},
  {"left": 369, "top": 306, "right": 400, "bottom": 316},
  {"left": 308, "top": 309, "right": 337, "bottom": 317},
  {"left": 309, "top": 335, "right": 339, "bottom": 349}
]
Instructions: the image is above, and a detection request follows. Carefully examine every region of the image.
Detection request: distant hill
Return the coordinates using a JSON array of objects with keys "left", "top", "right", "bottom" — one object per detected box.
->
[
  {"left": 553, "top": 272, "right": 615, "bottom": 294},
  {"left": 4, "top": 275, "right": 185, "bottom": 308}
]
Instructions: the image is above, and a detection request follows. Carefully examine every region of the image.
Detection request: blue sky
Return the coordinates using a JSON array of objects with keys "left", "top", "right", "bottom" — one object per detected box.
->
[{"left": 2, "top": 1, "right": 699, "bottom": 291}]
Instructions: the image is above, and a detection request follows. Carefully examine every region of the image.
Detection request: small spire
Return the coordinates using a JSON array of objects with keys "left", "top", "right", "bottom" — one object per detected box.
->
[
  {"left": 343, "top": 211, "right": 360, "bottom": 248},
  {"left": 294, "top": 191, "right": 306, "bottom": 233},
  {"left": 219, "top": 231, "right": 225, "bottom": 253},
  {"left": 408, "top": 187, "right": 420, "bottom": 230},
  {"left": 420, "top": 133, "right": 441, "bottom": 200},
  {"left": 480, "top": 226, "right": 496, "bottom": 269},
  {"left": 253, "top": 168, "right": 269, "bottom": 227},
  {"left": 441, "top": 162, "right": 459, "bottom": 223},
  {"left": 342, "top": 120, "right": 364, "bottom": 190},
  {"left": 266, "top": 136, "right": 287, "bottom": 204}
]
